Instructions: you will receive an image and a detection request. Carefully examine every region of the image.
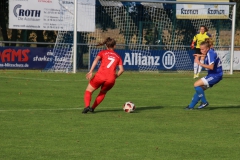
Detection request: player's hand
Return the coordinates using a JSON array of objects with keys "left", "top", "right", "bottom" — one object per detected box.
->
[
  {"left": 191, "top": 42, "right": 195, "bottom": 49},
  {"left": 86, "top": 71, "right": 92, "bottom": 80},
  {"left": 193, "top": 54, "right": 200, "bottom": 57}
]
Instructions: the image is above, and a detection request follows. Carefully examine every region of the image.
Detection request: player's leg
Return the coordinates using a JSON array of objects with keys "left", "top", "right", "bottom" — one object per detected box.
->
[
  {"left": 197, "top": 56, "right": 205, "bottom": 75},
  {"left": 91, "top": 80, "right": 115, "bottom": 112},
  {"left": 193, "top": 57, "right": 199, "bottom": 78},
  {"left": 193, "top": 48, "right": 201, "bottom": 78},
  {"left": 82, "top": 75, "right": 103, "bottom": 114},
  {"left": 194, "top": 79, "right": 208, "bottom": 107},
  {"left": 186, "top": 93, "right": 201, "bottom": 109},
  {"left": 90, "top": 90, "right": 107, "bottom": 112},
  {"left": 83, "top": 84, "right": 96, "bottom": 113},
  {"left": 84, "top": 84, "right": 95, "bottom": 106},
  {"left": 196, "top": 75, "right": 222, "bottom": 109},
  {"left": 186, "top": 78, "right": 207, "bottom": 110}
]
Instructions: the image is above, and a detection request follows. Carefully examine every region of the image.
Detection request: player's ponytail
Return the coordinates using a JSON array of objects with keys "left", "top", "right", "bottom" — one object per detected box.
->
[
  {"left": 96, "top": 37, "right": 116, "bottom": 49},
  {"left": 204, "top": 38, "right": 213, "bottom": 47},
  {"left": 200, "top": 38, "right": 213, "bottom": 48}
]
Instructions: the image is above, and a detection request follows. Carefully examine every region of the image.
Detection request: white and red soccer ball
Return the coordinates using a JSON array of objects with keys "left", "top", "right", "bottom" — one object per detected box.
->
[{"left": 123, "top": 102, "right": 136, "bottom": 113}]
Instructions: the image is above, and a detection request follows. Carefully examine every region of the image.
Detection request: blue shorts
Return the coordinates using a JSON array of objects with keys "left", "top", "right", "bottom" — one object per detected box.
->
[{"left": 201, "top": 74, "right": 222, "bottom": 88}]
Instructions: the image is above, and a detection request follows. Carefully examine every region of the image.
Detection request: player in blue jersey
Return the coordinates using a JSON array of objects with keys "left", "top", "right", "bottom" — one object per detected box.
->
[{"left": 186, "top": 38, "right": 223, "bottom": 109}]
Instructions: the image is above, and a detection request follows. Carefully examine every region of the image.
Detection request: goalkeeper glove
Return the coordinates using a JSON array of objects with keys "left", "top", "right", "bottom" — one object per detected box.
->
[{"left": 191, "top": 42, "right": 195, "bottom": 49}]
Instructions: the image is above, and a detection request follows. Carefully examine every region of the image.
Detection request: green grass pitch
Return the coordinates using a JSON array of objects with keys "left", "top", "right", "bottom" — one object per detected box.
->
[{"left": 0, "top": 70, "right": 240, "bottom": 160}]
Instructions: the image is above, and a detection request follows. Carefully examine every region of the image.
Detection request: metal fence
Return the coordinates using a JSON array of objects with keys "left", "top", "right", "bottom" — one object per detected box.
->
[
  {"left": 1, "top": 41, "right": 239, "bottom": 70},
  {"left": 1, "top": 0, "right": 240, "bottom": 70}
]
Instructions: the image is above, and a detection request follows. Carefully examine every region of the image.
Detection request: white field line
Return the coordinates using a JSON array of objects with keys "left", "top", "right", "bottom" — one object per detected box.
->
[
  {"left": 0, "top": 108, "right": 81, "bottom": 112},
  {"left": 0, "top": 104, "right": 239, "bottom": 112},
  {"left": 0, "top": 76, "right": 76, "bottom": 82},
  {"left": 0, "top": 75, "right": 189, "bottom": 82}
]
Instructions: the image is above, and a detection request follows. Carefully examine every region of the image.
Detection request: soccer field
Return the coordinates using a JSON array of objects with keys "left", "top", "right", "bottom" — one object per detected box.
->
[{"left": 0, "top": 70, "right": 240, "bottom": 160}]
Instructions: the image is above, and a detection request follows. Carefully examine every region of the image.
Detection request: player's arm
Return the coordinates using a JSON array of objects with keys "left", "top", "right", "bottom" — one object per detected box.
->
[
  {"left": 86, "top": 56, "right": 101, "bottom": 80},
  {"left": 193, "top": 54, "right": 205, "bottom": 57},
  {"left": 191, "top": 35, "right": 197, "bottom": 49},
  {"left": 195, "top": 58, "right": 214, "bottom": 70},
  {"left": 116, "top": 65, "right": 124, "bottom": 78}
]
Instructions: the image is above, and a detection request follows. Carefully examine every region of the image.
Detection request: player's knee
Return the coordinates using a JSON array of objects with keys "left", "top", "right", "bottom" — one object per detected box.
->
[
  {"left": 193, "top": 82, "right": 198, "bottom": 87},
  {"left": 194, "top": 83, "right": 208, "bottom": 90},
  {"left": 86, "top": 84, "right": 97, "bottom": 92},
  {"left": 194, "top": 82, "right": 202, "bottom": 87},
  {"left": 86, "top": 88, "right": 95, "bottom": 93},
  {"left": 194, "top": 78, "right": 205, "bottom": 87}
]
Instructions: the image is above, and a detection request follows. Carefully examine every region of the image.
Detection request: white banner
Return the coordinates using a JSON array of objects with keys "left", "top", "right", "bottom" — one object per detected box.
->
[
  {"left": 9, "top": 0, "right": 95, "bottom": 32},
  {"left": 217, "top": 51, "right": 240, "bottom": 70},
  {"left": 176, "top": 0, "right": 229, "bottom": 19}
]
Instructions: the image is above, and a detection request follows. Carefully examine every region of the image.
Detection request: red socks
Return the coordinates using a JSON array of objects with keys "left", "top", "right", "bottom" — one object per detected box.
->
[
  {"left": 92, "top": 92, "right": 106, "bottom": 109},
  {"left": 84, "top": 91, "right": 92, "bottom": 108},
  {"left": 84, "top": 91, "right": 106, "bottom": 109}
]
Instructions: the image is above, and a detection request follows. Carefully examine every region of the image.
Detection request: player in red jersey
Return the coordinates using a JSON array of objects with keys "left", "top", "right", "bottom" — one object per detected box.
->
[{"left": 82, "top": 37, "right": 124, "bottom": 113}]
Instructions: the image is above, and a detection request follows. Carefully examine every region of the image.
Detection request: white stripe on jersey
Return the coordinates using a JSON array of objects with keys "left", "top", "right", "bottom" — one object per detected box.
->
[{"left": 207, "top": 51, "right": 214, "bottom": 65}]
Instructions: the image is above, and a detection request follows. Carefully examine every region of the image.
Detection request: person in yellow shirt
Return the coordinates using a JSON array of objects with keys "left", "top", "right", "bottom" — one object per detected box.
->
[{"left": 191, "top": 25, "right": 211, "bottom": 78}]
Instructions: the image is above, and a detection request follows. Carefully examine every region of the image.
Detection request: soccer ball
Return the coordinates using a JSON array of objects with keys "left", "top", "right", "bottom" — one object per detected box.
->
[{"left": 123, "top": 102, "right": 136, "bottom": 113}]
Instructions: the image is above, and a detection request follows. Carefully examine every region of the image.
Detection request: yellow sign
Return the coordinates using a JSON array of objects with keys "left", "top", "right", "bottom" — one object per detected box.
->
[
  {"left": 177, "top": 0, "right": 228, "bottom": 2},
  {"left": 176, "top": 0, "right": 229, "bottom": 19}
]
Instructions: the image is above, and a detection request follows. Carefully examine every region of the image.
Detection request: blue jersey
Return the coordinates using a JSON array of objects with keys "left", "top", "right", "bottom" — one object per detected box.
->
[{"left": 204, "top": 49, "right": 223, "bottom": 76}]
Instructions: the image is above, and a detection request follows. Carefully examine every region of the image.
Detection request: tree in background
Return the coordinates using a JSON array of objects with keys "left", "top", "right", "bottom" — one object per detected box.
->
[
  {"left": 0, "top": 0, "right": 57, "bottom": 47},
  {"left": 0, "top": 0, "right": 9, "bottom": 46},
  {"left": 231, "top": 0, "right": 240, "bottom": 29}
]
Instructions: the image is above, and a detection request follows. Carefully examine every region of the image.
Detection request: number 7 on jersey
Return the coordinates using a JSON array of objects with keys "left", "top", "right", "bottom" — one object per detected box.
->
[{"left": 107, "top": 57, "right": 115, "bottom": 68}]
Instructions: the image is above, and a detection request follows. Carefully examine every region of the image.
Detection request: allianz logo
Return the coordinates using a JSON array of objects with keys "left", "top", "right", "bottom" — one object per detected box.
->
[{"left": 123, "top": 51, "right": 176, "bottom": 69}]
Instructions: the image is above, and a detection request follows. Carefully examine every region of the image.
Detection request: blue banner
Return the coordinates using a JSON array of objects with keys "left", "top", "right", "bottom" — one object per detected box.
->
[
  {"left": 0, "top": 47, "right": 53, "bottom": 69},
  {"left": 90, "top": 49, "right": 195, "bottom": 70}
]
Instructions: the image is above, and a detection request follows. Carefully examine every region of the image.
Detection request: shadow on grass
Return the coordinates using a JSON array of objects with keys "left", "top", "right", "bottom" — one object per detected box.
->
[
  {"left": 96, "top": 106, "right": 163, "bottom": 113},
  {"left": 95, "top": 108, "right": 122, "bottom": 113},
  {"left": 208, "top": 105, "right": 240, "bottom": 110},
  {"left": 135, "top": 106, "right": 163, "bottom": 112}
]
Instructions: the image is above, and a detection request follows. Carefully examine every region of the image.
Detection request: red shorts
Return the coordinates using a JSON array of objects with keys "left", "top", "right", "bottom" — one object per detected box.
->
[{"left": 90, "top": 74, "right": 116, "bottom": 91}]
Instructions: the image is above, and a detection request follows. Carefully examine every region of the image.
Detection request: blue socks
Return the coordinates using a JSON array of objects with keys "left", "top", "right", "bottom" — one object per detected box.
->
[
  {"left": 195, "top": 86, "right": 207, "bottom": 103},
  {"left": 189, "top": 87, "right": 207, "bottom": 108},
  {"left": 189, "top": 93, "right": 200, "bottom": 108}
]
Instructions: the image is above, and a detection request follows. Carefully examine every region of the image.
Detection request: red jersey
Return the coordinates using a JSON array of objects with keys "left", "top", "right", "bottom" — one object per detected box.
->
[{"left": 96, "top": 49, "right": 122, "bottom": 79}]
